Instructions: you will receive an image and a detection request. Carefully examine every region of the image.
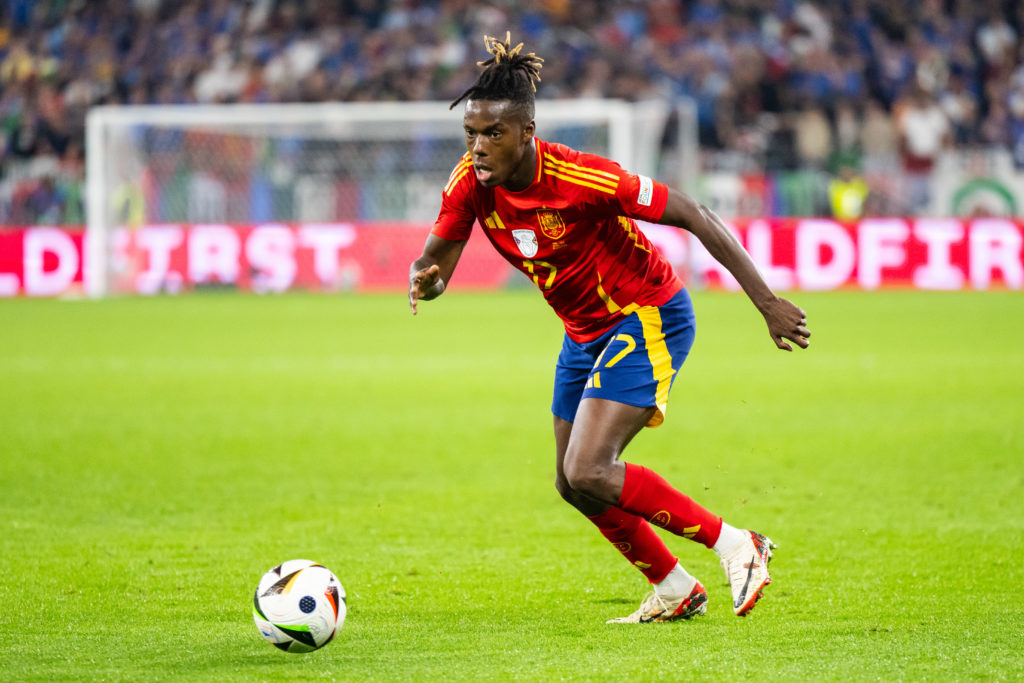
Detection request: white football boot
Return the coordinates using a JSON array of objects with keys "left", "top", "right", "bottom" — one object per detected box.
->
[
  {"left": 720, "top": 530, "right": 775, "bottom": 616},
  {"left": 607, "top": 580, "right": 708, "bottom": 623}
]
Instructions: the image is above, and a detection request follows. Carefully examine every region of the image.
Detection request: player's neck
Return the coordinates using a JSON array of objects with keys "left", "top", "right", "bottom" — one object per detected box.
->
[{"left": 500, "top": 138, "right": 538, "bottom": 193}]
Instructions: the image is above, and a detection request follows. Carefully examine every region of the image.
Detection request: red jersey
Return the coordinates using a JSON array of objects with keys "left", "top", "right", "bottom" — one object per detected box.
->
[{"left": 432, "top": 137, "right": 684, "bottom": 342}]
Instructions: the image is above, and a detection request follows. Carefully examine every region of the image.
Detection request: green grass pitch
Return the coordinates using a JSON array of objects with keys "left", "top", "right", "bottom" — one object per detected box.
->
[{"left": 2, "top": 289, "right": 1022, "bottom": 681}]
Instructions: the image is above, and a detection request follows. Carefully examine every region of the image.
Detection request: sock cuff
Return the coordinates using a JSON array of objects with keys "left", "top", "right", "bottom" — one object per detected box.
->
[
  {"left": 648, "top": 560, "right": 679, "bottom": 585},
  {"left": 617, "top": 462, "right": 650, "bottom": 509}
]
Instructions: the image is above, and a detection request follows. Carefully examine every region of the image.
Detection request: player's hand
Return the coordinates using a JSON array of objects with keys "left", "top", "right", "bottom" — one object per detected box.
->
[
  {"left": 761, "top": 297, "right": 810, "bottom": 351},
  {"left": 409, "top": 264, "right": 441, "bottom": 315}
]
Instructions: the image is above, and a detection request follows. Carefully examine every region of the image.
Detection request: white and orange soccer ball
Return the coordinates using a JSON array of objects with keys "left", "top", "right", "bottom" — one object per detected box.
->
[{"left": 252, "top": 560, "right": 346, "bottom": 653}]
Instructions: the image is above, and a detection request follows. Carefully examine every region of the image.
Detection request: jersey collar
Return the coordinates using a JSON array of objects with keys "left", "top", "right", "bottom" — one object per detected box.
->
[{"left": 532, "top": 137, "right": 544, "bottom": 186}]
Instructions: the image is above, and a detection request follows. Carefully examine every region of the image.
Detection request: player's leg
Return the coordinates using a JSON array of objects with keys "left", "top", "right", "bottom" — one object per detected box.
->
[
  {"left": 555, "top": 415, "right": 678, "bottom": 586},
  {"left": 596, "top": 439, "right": 775, "bottom": 616},
  {"left": 551, "top": 344, "right": 704, "bottom": 622},
  {"left": 563, "top": 289, "right": 775, "bottom": 616},
  {"left": 560, "top": 296, "right": 726, "bottom": 548},
  {"left": 565, "top": 391, "right": 774, "bottom": 617},
  {"left": 563, "top": 400, "right": 725, "bottom": 545},
  {"left": 558, "top": 400, "right": 706, "bottom": 622},
  {"left": 560, "top": 396, "right": 729, "bottom": 548},
  {"left": 553, "top": 415, "right": 607, "bottom": 517}
]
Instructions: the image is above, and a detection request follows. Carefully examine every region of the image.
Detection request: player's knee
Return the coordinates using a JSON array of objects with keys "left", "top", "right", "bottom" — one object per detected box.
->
[
  {"left": 554, "top": 475, "right": 576, "bottom": 504},
  {"left": 563, "top": 461, "right": 613, "bottom": 501},
  {"left": 555, "top": 473, "right": 610, "bottom": 516}
]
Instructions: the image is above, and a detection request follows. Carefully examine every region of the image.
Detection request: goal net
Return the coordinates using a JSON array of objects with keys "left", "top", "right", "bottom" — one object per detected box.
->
[{"left": 85, "top": 100, "right": 693, "bottom": 296}]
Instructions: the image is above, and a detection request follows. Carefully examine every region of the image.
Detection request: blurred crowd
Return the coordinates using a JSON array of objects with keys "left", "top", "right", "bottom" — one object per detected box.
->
[{"left": 2, "top": 0, "right": 1024, "bottom": 224}]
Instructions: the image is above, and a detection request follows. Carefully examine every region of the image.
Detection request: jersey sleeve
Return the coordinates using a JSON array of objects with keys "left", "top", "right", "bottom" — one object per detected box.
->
[
  {"left": 573, "top": 151, "right": 669, "bottom": 223},
  {"left": 431, "top": 156, "right": 476, "bottom": 241},
  {"left": 615, "top": 171, "right": 669, "bottom": 223}
]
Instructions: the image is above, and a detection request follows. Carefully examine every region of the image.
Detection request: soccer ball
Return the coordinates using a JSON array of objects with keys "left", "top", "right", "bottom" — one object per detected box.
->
[{"left": 252, "top": 559, "right": 346, "bottom": 653}]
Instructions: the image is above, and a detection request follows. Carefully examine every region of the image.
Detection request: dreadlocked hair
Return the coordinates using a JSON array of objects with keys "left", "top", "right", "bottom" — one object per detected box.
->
[{"left": 449, "top": 32, "right": 544, "bottom": 122}]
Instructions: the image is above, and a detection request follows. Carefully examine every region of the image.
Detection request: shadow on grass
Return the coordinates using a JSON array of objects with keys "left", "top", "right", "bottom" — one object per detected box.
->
[{"left": 592, "top": 597, "right": 635, "bottom": 605}]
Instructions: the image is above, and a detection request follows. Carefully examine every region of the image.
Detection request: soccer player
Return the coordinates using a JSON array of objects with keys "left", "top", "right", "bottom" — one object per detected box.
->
[{"left": 408, "top": 34, "right": 810, "bottom": 623}]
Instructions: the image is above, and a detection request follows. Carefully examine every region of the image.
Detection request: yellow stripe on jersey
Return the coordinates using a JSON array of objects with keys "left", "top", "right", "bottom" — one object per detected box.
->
[
  {"left": 543, "top": 153, "right": 619, "bottom": 183},
  {"left": 636, "top": 306, "right": 676, "bottom": 427},
  {"left": 596, "top": 273, "right": 640, "bottom": 316},
  {"left": 543, "top": 154, "right": 619, "bottom": 195},
  {"left": 444, "top": 168, "right": 472, "bottom": 195},
  {"left": 445, "top": 154, "right": 471, "bottom": 181},
  {"left": 542, "top": 160, "right": 619, "bottom": 189},
  {"left": 617, "top": 216, "right": 651, "bottom": 253},
  {"left": 444, "top": 157, "right": 473, "bottom": 195},
  {"left": 544, "top": 168, "right": 617, "bottom": 195},
  {"left": 445, "top": 152, "right": 470, "bottom": 174}
]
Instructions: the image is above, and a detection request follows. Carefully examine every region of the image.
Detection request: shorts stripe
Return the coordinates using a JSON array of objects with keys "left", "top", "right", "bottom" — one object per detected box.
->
[{"left": 636, "top": 306, "right": 675, "bottom": 426}]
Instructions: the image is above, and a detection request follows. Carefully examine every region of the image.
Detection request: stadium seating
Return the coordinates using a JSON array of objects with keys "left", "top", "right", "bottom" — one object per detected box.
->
[{"left": 1, "top": 0, "right": 1023, "bottom": 223}]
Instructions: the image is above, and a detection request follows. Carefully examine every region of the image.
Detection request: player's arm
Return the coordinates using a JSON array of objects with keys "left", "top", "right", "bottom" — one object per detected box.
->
[
  {"left": 660, "top": 188, "right": 811, "bottom": 351},
  {"left": 408, "top": 233, "right": 467, "bottom": 315}
]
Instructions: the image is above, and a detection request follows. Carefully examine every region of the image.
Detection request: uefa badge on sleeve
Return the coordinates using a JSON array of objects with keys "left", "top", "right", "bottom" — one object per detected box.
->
[{"left": 637, "top": 175, "right": 654, "bottom": 207}]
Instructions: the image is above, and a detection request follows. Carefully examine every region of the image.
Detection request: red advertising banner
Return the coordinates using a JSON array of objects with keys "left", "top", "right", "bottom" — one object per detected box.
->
[
  {"left": 0, "top": 227, "right": 85, "bottom": 297},
  {"left": 640, "top": 218, "right": 1024, "bottom": 291},
  {"left": 0, "top": 219, "right": 1021, "bottom": 296},
  {"left": 106, "top": 223, "right": 509, "bottom": 294}
]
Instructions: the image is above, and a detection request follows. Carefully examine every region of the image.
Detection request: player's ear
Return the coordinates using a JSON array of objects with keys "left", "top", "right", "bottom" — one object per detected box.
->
[{"left": 521, "top": 119, "right": 535, "bottom": 141}]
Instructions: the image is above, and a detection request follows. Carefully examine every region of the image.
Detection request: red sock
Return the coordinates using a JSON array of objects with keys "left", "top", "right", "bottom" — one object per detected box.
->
[
  {"left": 586, "top": 506, "right": 677, "bottom": 583},
  {"left": 617, "top": 463, "right": 723, "bottom": 548}
]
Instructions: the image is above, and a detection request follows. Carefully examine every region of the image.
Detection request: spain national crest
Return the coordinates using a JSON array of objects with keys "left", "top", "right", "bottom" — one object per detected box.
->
[
  {"left": 512, "top": 229, "right": 539, "bottom": 258},
  {"left": 536, "top": 209, "right": 566, "bottom": 240}
]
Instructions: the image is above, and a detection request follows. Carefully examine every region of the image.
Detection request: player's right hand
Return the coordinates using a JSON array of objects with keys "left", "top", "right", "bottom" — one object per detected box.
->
[{"left": 408, "top": 264, "right": 441, "bottom": 315}]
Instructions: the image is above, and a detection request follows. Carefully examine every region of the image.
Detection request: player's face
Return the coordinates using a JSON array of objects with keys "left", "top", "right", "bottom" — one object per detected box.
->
[{"left": 463, "top": 99, "right": 536, "bottom": 191}]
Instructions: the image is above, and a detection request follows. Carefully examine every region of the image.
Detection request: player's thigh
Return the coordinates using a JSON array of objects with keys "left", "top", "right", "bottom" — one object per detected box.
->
[
  {"left": 560, "top": 398, "right": 653, "bottom": 504},
  {"left": 565, "top": 397, "right": 654, "bottom": 471},
  {"left": 553, "top": 415, "right": 573, "bottom": 478},
  {"left": 554, "top": 414, "right": 607, "bottom": 513},
  {"left": 552, "top": 337, "right": 593, "bottom": 499},
  {"left": 556, "top": 403, "right": 646, "bottom": 479}
]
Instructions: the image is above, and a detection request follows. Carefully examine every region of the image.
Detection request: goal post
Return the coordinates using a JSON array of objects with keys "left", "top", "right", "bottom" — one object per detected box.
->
[{"left": 84, "top": 99, "right": 695, "bottom": 297}]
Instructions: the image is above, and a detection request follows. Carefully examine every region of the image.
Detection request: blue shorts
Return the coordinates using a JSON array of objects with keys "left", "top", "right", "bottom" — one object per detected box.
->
[{"left": 552, "top": 288, "right": 696, "bottom": 428}]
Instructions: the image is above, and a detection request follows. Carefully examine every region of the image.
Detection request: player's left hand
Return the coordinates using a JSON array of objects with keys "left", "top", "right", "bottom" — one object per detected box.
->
[{"left": 761, "top": 297, "right": 810, "bottom": 351}]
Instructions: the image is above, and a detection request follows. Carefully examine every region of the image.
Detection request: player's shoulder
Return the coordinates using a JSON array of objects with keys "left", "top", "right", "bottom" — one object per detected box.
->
[
  {"left": 538, "top": 139, "right": 626, "bottom": 196},
  {"left": 443, "top": 152, "right": 474, "bottom": 198},
  {"left": 539, "top": 139, "right": 618, "bottom": 170}
]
